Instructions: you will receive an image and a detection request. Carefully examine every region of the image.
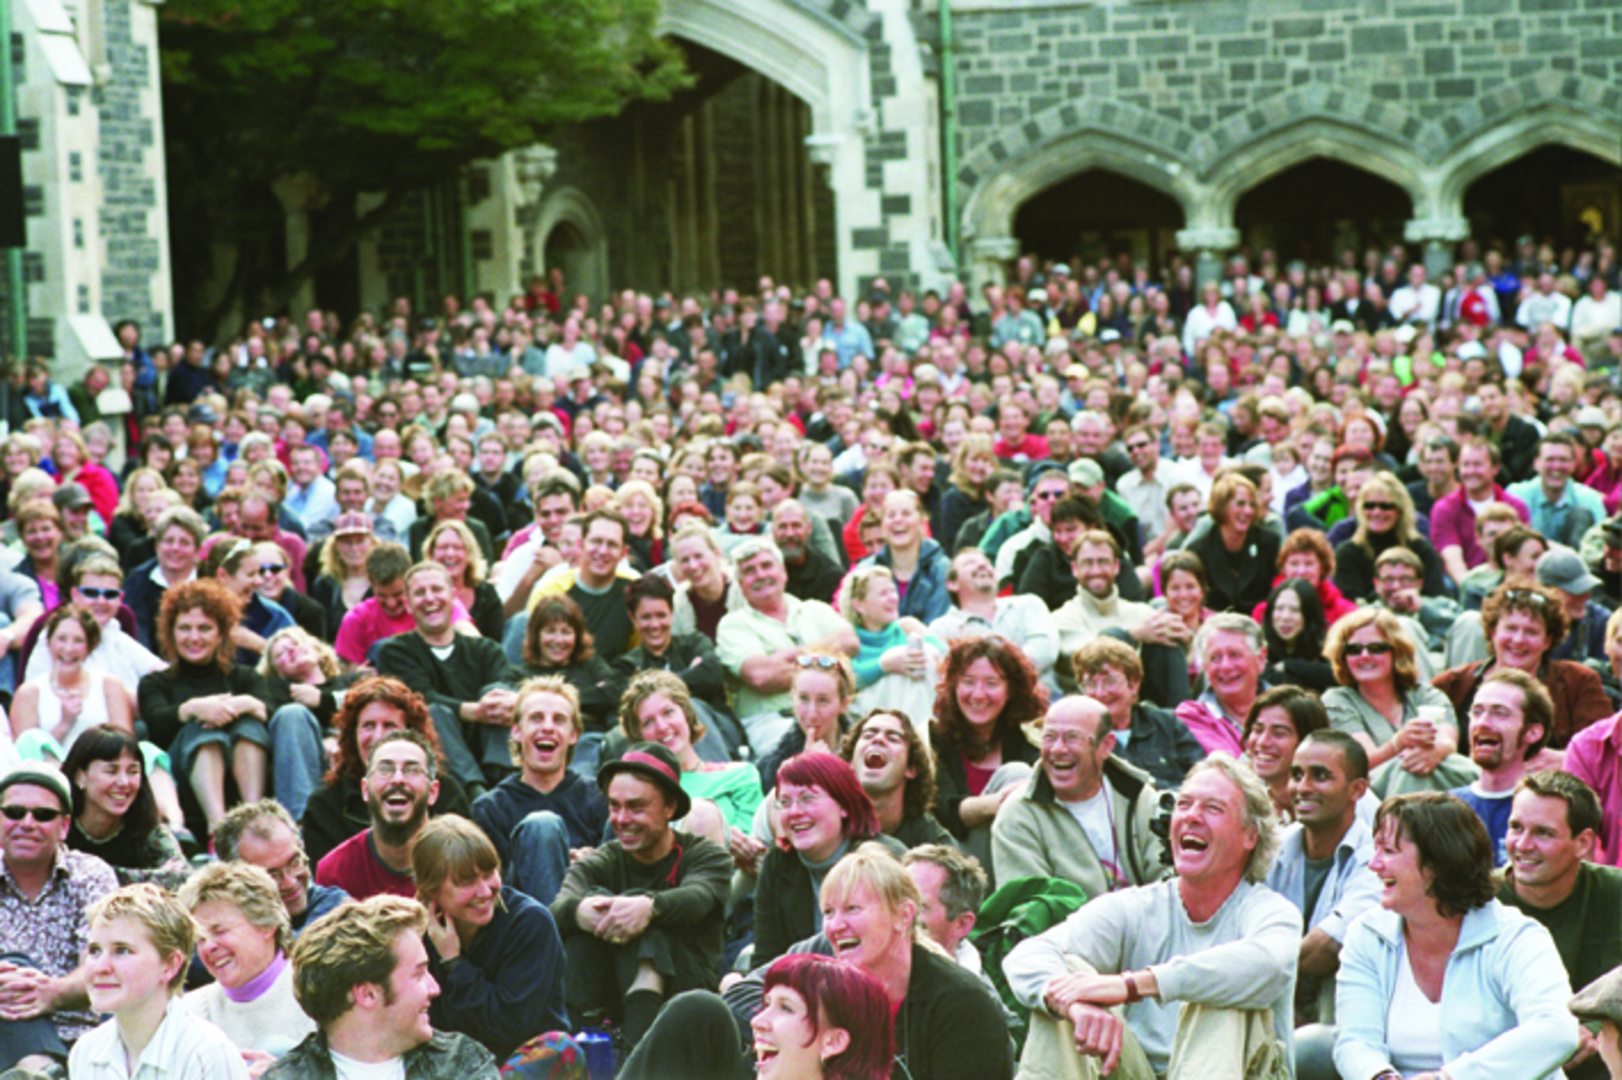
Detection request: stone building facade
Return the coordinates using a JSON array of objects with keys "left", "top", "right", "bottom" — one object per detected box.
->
[
  {"left": 9, "top": 0, "right": 169, "bottom": 374},
  {"left": 474, "top": 0, "right": 1619, "bottom": 308}
]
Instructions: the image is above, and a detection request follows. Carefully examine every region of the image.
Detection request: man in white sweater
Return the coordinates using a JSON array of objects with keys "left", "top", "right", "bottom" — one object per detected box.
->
[{"left": 1005, "top": 754, "right": 1299, "bottom": 1079}]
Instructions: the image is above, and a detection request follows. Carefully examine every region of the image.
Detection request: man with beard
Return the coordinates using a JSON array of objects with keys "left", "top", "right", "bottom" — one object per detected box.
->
[
  {"left": 991, "top": 696, "right": 1166, "bottom": 894},
  {"left": 1053, "top": 530, "right": 1192, "bottom": 706},
  {"left": 772, "top": 498, "right": 842, "bottom": 603},
  {"left": 1498, "top": 771, "right": 1622, "bottom": 1080},
  {"left": 315, "top": 731, "right": 440, "bottom": 900},
  {"left": 551, "top": 743, "right": 731, "bottom": 1050},
  {"left": 840, "top": 709, "right": 955, "bottom": 848},
  {"left": 1450, "top": 667, "right": 1552, "bottom": 866},
  {"left": 472, "top": 676, "right": 609, "bottom": 904}
]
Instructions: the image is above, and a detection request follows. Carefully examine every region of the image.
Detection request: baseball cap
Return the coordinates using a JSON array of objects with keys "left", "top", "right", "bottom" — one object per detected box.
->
[
  {"left": 1068, "top": 458, "right": 1105, "bottom": 487},
  {"left": 1577, "top": 406, "right": 1608, "bottom": 429},
  {"left": 52, "top": 482, "right": 92, "bottom": 511},
  {"left": 1535, "top": 547, "right": 1602, "bottom": 596},
  {"left": 0, "top": 766, "right": 72, "bottom": 813},
  {"left": 332, "top": 512, "right": 373, "bottom": 538}
]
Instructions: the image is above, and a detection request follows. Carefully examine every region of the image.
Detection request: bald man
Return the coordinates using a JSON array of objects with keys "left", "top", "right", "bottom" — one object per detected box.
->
[{"left": 991, "top": 696, "right": 1169, "bottom": 893}]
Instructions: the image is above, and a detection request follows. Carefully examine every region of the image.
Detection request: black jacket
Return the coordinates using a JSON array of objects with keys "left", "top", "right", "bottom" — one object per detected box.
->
[
  {"left": 753, "top": 833, "right": 907, "bottom": 966},
  {"left": 931, "top": 726, "right": 1042, "bottom": 842}
]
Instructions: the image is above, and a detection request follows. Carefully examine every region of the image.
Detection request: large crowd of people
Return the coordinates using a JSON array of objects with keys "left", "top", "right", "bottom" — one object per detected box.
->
[{"left": 2, "top": 231, "right": 1622, "bottom": 1079}]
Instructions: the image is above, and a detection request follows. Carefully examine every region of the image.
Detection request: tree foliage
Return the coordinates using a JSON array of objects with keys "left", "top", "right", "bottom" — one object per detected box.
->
[{"left": 160, "top": 0, "right": 688, "bottom": 336}]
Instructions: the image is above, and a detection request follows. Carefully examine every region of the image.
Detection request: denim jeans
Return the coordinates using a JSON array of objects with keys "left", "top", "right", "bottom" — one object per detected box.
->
[{"left": 268, "top": 703, "right": 324, "bottom": 820}]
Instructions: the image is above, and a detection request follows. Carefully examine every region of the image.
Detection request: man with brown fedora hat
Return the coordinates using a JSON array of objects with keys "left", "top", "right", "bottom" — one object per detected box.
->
[{"left": 550, "top": 742, "right": 731, "bottom": 1051}]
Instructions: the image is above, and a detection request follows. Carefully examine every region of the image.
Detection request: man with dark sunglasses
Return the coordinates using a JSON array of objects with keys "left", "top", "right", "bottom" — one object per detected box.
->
[{"left": 0, "top": 767, "right": 119, "bottom": 1074}]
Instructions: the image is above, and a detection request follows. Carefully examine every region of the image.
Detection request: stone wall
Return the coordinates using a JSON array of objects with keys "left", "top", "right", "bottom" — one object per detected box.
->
[
  {"left": 96, "top": 0, "right": 171, "bottom": 344},
  {"left": 945, "top": 0, "right": 1622, "bottom": 282}
]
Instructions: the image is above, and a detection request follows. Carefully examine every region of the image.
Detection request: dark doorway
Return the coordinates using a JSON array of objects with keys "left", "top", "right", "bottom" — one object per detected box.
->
[
  {"left": 1235, "top": 158, "right": 1411, "bottom": 265},
  {"left": 1014, "top": 170, "right": 1185, "bottom": 277},
  {"left": 1464, "top": 145, "right": 1622, "bottom": 251}
]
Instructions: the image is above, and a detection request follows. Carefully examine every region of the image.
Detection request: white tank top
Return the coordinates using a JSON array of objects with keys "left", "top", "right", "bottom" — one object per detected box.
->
[{"left": 39, "top": 670, "right": 113, "bottom": 756}]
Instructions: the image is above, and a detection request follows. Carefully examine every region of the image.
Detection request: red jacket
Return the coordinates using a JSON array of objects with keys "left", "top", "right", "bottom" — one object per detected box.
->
[{"left": 1251, "top": 575, "right": 1358, "bottom": 628}]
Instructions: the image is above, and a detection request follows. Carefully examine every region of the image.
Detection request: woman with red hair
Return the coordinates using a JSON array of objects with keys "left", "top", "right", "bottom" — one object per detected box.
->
[
  {"left": 753, "top": 752, "right": 903, "bottom": 966},
  {"left": 1250, "top": 527, "right": 1358, "bottom": 627}
]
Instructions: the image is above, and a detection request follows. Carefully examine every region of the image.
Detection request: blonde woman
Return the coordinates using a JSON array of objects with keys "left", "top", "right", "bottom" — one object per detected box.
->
[
  {"left": 70, "top": 884, "right": 250, "bottom": 1080},
  {"left": 937, "top": 433, "right": 998, "bottom": 554},
  {"left": 425, "top": 518, "right": 503, "bottom": 640},
  {"left": 1332, "top": 472, "right": 1446, "bottom": 602},
  {"left": 180, "top": 861, "right": 315, "bottom": 1070},
  {"left": 258, "top": 625, "right": 360, "bottom": 818},
  {"left": 841, "top": 565, "right": 944, "bottom": 737},
  {"left": 109, "top": 466, "right": 170, "bottom": 562},
  {"left": 611, "top": 478, "right": 665, "bottom": 572}
]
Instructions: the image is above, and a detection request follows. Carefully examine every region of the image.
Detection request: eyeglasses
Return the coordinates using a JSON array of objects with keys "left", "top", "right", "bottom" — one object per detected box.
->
[
  {"left": 76, "top": 587, "right": 123, "bottom": 601},
  {"left": 368, "top": 762, "right": 430, "bottom": 780},
  {"left": 1040, "top": 731, "right": 1094, "bottom": 750},
  {"left": 2, "top": 805, "right": 64, "bottom": 823},
  {"left": 1362, "top": 502, "right": 1398, "bottom": 513},
  {"left": 262, "top": 852, "right": 309, "bottom": 882},
  {"left": 1081, "top": 673, "right": 1127, "bottom": 694},
  {"left": 1125, "top": 441, "right": 1153, "bottom": 454},
  {"left": 256, "top": 564, "right": 288, "bottom": 576},
  {"left": 796, "top": 654, "right": 840, "bottom": 670},
  {"left": 775, "top": 791, "right": 828, "bottom": 813},
  {"left": 1343, "top": 642, "right": 1394, "bottom": 657}
]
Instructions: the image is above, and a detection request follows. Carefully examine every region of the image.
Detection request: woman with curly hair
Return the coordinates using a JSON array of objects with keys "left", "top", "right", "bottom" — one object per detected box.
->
[
  {"left": 523, "top": 593, "right": 624, "bottom": 739},
  {"left": 298, "top": 674, "right": 472, "bottom": 865},
  {"left": 1321, "top": 607, "right": 1475, "bottom": 796},
  {"left": 1433, "top": 582, "right": 1611, "bottom": 757},
  {"left": 929, "top": 636, "right": 1047, "bottom": 871},
  {"left": 136, "top": 579, "right": 270, "bottom": 830}
]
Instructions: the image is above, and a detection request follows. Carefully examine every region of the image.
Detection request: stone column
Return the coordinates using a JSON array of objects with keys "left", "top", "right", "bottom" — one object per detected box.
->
[
  {"left": 1404, "top": 216, "right": 1470, "bottom": 280},
  {"left": 1175, "top": 227, "right": 1239, "bottom": 289},
  {"left": 967, "top": 236, "right": 1019, "bottom": 292}
]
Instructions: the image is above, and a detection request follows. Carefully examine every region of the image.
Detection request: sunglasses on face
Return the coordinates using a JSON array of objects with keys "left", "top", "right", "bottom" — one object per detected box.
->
[
  {"left": 76, "top": 587, "right": 122, "bottom": 601},
  {"left": 2, "top": 805, "right": 64, "bottom": 823},
  {"left": 1362, "top": 502, "right": 1398, "bottom": 513},
  {"left": 1343, "top": 642, "right": 1393, "bottom": 657},
  {"left": 256, "top": 565, "right": 288, "bottom": 576}
]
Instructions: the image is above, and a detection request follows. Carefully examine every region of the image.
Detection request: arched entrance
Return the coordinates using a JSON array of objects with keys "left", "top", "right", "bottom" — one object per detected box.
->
[
  {"left": 1235, "top": 159, "right": 1412, "bottom": 264},
  {"left": 1464, "top": 145, "right": 1622, "bottom": 250},
  {"left": 532, "top": 186, "right": 609, "bottom": 304},
  {"left": 1013, "top": 169, "right": 1185, "bottom": 277}
]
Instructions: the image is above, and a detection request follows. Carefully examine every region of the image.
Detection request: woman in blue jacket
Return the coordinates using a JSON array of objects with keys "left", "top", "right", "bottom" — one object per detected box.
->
[
  {"left": 1334, "top": 792, "right": 1579, "bottom": 1080},
  {"left": 413, "top": 814, "right": 572, "bottom": 1066}
]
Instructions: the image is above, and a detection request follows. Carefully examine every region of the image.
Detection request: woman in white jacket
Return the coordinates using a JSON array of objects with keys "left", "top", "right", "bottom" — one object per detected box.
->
[{"left": 1335, "top": 792, "right": 1579, "bottom": 1080}]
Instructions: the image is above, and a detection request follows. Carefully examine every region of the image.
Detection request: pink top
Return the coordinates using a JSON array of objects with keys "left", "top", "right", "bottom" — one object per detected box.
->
[
  {"left": 333, "top": 595, "right": 473, "bottom": 665},
  {"left": 1563, "top": 713, "right": 1622, "bottom": 866}
]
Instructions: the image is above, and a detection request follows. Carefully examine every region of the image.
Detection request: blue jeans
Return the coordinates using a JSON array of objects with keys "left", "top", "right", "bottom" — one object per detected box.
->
[
  {"left": 507, "top": 810, "right": 571, "bottom": 905},
  {"left": 268, "top": 703, "right": 324, "bottom": 820}
]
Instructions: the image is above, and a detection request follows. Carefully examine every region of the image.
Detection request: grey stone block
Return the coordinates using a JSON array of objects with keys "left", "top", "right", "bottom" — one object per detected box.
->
[
  {"left": 1351, "top": 25, "right": 1410, "bottom": 52},
  {"left": 1423, "top": 46, "right": 1456, "bottom": 73},
  {"left": 1218, "top": 39, "right": 1268, "bottom": 58}
]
